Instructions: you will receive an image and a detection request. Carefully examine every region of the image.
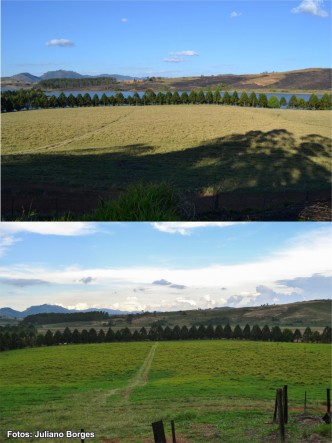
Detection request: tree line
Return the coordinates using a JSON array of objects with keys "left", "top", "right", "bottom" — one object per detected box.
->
[
  {"left": 2, "top": 88, "right": 331, "bottom": 113},
  {"left": 22, "top": 311, "right": 109, "bottom": 325},
  {"left": 37, "top": 77, "right": 118, "bottom": 90},
  {"left": 1, "top": 323, "right": 331, "bottom": 351}
]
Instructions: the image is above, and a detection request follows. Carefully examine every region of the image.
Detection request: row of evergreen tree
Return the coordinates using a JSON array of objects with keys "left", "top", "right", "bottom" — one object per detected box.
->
[
  {"left": 2, "top": 88, "right": 331, "bottom": 113},
  {"left": 1, "top": 323, "right": 331, "bottom": 351}
]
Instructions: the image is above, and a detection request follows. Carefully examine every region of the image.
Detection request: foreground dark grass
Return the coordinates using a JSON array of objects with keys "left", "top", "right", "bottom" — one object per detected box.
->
[
  {"left": 3, "top": 129, "right": 331, "bottom": 193},
  {"left": 1, "top": 341, "right": 330, "bottom": 442}
]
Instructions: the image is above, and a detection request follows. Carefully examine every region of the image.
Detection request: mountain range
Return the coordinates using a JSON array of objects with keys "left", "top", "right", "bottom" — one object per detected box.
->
[
  {"left": 0, "top": 304, "right": 131, "bottom": 318},
  {"left": 2, "top": 68, "right": 331, "bottom": 91},
  {"left": 4, "top": 70, "right": 138, "bottom": 83}
]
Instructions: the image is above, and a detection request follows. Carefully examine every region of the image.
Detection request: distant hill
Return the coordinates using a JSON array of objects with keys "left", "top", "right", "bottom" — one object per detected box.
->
[
  {"left": 11, "top": 72, "right": 40, "bottom": 83},
  {"left": 1, "top": 68, "right": 331, "bottom": 91},
  {"left": 40, "top": 70, "right": 83, "bottom": 80},
  {"left": 109, "top": 299, "right": 332, "bottom": 329},
  {"left": 0, "top": 304, "right": 130, "bottom": 318},
  {"left": 1, "top": 300, "right": 330, "bottom": 328}
]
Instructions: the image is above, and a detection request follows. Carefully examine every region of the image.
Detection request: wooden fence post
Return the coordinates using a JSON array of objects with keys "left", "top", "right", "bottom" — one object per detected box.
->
[
  {"left": 277, "top": 388, "right": 286, "bottom": 442},
  {"left": 283, "top": 385, "right": 288, "bottom": 424},
  {"left": 171, "top": 420, "right": 177, "bottom": 443},
  {"left": 152, "top": 420, "right": 166, "bottom": 443},
  {"left": 273, "top": 391, "right": 278, "bottom": 423},
  {"left": 327, "top": 388, "right": 331, "bottom": 413}
]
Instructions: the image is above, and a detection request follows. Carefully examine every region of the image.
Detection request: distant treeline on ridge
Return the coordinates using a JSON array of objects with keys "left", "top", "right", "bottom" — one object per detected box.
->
[
  {"left": 1, "top": 323, "right": 331, "bottom": 351},
  {"left": 22, "top": 311, "right": 109, "bottom": 325},
  {"left": 2, "top": 88, "right": 331, "bottom": 113}
]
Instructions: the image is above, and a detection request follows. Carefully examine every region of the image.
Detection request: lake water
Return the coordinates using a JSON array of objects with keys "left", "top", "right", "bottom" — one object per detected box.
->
[{"left": 42, "top": 91, "right": 323, "bottom": 101}]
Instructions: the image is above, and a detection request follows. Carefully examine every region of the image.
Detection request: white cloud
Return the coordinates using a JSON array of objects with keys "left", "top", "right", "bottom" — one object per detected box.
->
[
  {"left": 46, "top": 38, "right": 75, "bottom": 47},
  {"left": 292, "top": 0, "right": 328, "bottom": 17},
  {"left": 163, "top": 57, "right": 183, "bottom": 63},
  {"left": 230, "top": 11, "right": 242, "bottom": 18},
  {"left": 171, "top": 50, "right": 199, "bottom": 57},
  {"left": 1, "top": 226, "right": 331, "bottom": 312},
  {"left": 152, "top": 222, "right": 241, "bottom": 235},
  {"left": 121, "top": 18, "right": 128, "bottom": 23},
  {"left": 0, "top": 222, "right": 98, "bottom": 237},
  {"left": 0, "top": 236, "right": 20, "bottom": 257},
  {"left": 163, "top": 50, "right": 198, "bottom": 63}
]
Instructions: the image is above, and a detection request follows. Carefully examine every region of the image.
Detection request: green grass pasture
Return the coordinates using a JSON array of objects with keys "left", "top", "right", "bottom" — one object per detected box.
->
[
  {"left": 0, "top": 341, "right": 330, "bottom": 442},
  {"left": 2, "top": 106, "right": 331, "bottom": 194}
]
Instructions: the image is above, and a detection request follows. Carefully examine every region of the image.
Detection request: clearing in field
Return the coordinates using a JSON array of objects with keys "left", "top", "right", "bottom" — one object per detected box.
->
[
  {"left": 0, "top": 341, "right": 330, "bottom": 442},
  {"left": 1, "top": 106, "right": 331, "bottom": 218}
]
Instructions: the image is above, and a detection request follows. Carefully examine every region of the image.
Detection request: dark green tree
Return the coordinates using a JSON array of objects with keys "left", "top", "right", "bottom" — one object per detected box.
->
[
  {"left": 180, "top": 325, "right": 189, "bottom": 339},
  {"left": 188, "top": 325, "right": 198, "bottom": 339},
  {"left": 319, "top": 93, "right": 332, "bottom": 110},
  {"left": 172, "top": 91, "right": 181, "bottom": 104},
  {"left": 188, "top": 90, "right": 197, "bottom": 104},
  {"left": 282, "top": 328, "right": 294, "bottom": 342},
  {"left": 172, "top": 325, "right": 181, "bottom": 340},
  {"left": 62, "top": 327, "right": 72, "bottom": 343},
  {"left": 67, "top": 94, "right": 76, "bottom": 108},
  {"left": 88, "top": 328, "right": 98, "bottom": 343},
  {"left": 303, "top": 327, "right": 313, "bottom": 343},
  {"left": 164, "top": 92, "right": 173, "bottom": 105},
  {"left": 321, "top": 326, "right": 332, "bottom": 343},
  {"left": 271, "top": 325, "right": 283, "bottom": 342},
  {"left": 258, "top": 93, "right": 268, "bottom": 108},
  {"left": 261, "top": 325, "right": 271, "bottom": 341},
  {"left": 293, "top": 329, "right": 302, "bottom": 343},
  {"left": 72, "top": 329, "right": 81, "bottom": 344},
  {"left": 100, "top": 93, "right": 109, "bottom": 106},
  {"left": 250, "top": 325, "right": 262, "bottom": 341},
  {"left": 215, "top": 324, "right": 223, "bottom": 339},
  {"left": 231, "top": 91, "right": 239, "bottom": 105},
  {"left": 280, "top": 96, "right": 287, "bottom": 107},
  {"left": 44, "top": 330, "right": 54, "bottom": 346},
  {"left": 223, "top": 91, "right": 231, "bottom": 105},
  {"left": 197, "top": 89, "right": 205, "bottom": 104},
  {"left": 156, "top": 92, "right": 165, "bottom": 105},
  {"left": 243, "top": 324, "right": 251, "bottom": 340},
  {"left": 239, "top": 92, "right": 249, "bottom": 107},
  {"left": 98, "top": 329, "right": 105, "bottom": 343},
  {"left": 106, "top": 328, "right": 115, "bottom": 342},
  {"left": 115, "top": 92, "right": 125, "bottom": 106},
  {"left": 233, "top": 324, "right": 243, "bottom": 339},
  {"left": 58, "top": 92, "right": 67, "bottom": 108},
  {"left": 308, "top": 94, "right": 319, "bottom": 110},
  {"left": 76, "top": 94, "right": 84, "bottom": 107},
  {"left": 288, "top": 95, "right": 298, "bottom": 108},
  {"left": 49, "top": 95, "right": 58, "bottom": 108},
  {"left": 53, "top": 330, "right": 62, "bottom": 344},
  {"left": 223, "top": 324, "right": 232, "bottom": 339},
  {"left": 248, "top": 92, "right": 258, "bottom": 107},
  {"left": 197, "top": 325, "right": 207, "bottom": 339},
  {"left": 92, "top": 94, "right": 100, "bottom": 107},
  {"left": 205, "top": 91, "right": 213, "bottom": 104},
  {"left": 206, "top": 324, "right": 215, "bottom": 339},
  {"left": 297, "top": 98, "right": 307, "bottom": 109},
  {"left": 83, "top": 93, "right": 92, "bottom": 107},
  {"left": 139, "top": 327, "right": 147, "bottom": 341},
  {"left": 213, "top": 90, "right": 221, "bottom": 105},
  {"left": 181, "top": 92, "right": 189, "bottom": 104},
  {"left": 268, "top": 96, "right": 280, "bottom": 108}
]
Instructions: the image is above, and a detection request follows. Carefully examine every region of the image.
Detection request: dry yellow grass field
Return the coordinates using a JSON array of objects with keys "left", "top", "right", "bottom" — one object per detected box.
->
[{"left": 2, "top": 105, "right": 331, "bottom": 155}]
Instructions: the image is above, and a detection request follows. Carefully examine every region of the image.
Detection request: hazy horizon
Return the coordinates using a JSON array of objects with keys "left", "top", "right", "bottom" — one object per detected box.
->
[{"left": 0, "top": 222, "right": 331, "bottom": 312}]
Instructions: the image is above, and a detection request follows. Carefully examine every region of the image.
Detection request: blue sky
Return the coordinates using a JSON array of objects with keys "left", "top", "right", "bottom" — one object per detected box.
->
[
  {"left": 0, "top": 222, "right": 331, "bottom": 312},
  {"left": 2, "top": 0, "right": 331, "bottom": 77}
]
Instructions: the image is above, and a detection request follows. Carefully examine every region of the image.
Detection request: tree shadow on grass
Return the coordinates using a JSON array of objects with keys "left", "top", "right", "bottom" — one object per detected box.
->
[{"left": 2, "top": 129, "right": 331, "bottom": 217}]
